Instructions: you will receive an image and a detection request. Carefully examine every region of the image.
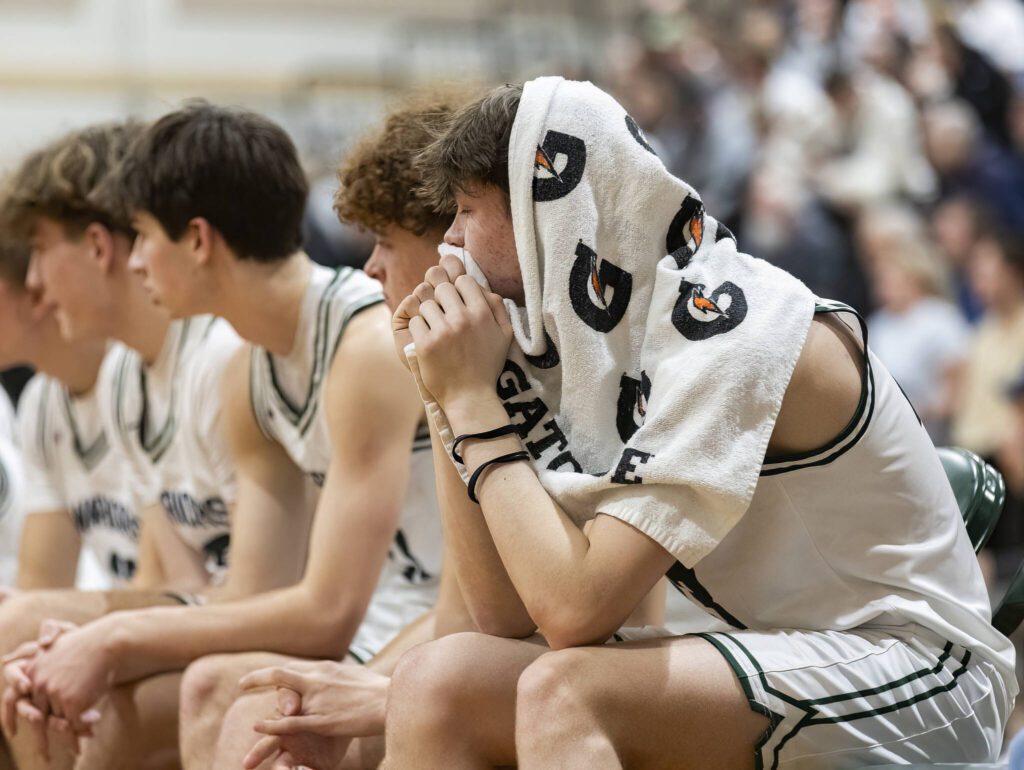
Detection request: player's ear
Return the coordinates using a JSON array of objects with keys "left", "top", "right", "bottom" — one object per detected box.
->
[
  {"left": 84, "top": 222, "right": 116, "bottom": 274},
  {"left": 188, "top": 217, "right": 215, "bottom": 268}
]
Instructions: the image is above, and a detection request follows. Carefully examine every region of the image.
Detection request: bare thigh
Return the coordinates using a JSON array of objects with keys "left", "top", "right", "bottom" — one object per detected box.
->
[
  {"left": 385, "top": 632, "right": 550, "bottom": 768},
  {"left": 212, "top": 653, "right": 312, "bottom": 768},
  {"left": 76, "top": 672, "right": 183, "bottom": 770},
  {"left": 518, "top": 635, "right": 769, "bottom": 769}
]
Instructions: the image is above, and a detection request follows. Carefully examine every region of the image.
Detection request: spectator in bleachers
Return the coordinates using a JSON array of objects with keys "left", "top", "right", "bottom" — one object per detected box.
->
[
  {"left": 815, "top": 66, "right": 936, "bottom": 212},
  {"left": 931, "top": 195, "right": 989, "bottom": 322},
  {"left": 951, "top": 0, "right": 1024, "bottom": 80},
  {"left": 933, "top": 22, "right": 1016, "bottom": 148},
  {"left": 741, "top": 162, "right": 864, "bottom": 308},
  {"left": 863, "top": 205, "right": 969, "bottom": 444},
  {"left": 952, "top": 226, "right": 1024, "bottom": 574},
  {"left": 923, "top": 99, "right": 1024, "bottom": 233}
]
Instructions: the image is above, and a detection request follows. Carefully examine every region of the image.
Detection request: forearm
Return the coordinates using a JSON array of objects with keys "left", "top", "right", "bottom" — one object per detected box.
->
[
  {"left": 428, "top": 417, "right": 534, "bottom": 636},
  {"left": 105, "top": 582, "right": 362, "bottom": 683},
  {"left": 449, "top": 397, "right": 622, "bottom": 643}
]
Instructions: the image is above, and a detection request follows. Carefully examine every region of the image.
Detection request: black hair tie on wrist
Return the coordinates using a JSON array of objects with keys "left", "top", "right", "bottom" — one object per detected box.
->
[
  {"left": 451, "top": 424, "right": 520, "bottom": 464},
  {"left": 467, "top": 450, "right": 530, "bottom": 504}
]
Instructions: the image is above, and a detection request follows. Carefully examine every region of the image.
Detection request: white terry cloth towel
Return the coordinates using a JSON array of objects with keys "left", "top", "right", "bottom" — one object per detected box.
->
[{"left": 412, "top": 76, "right": 817, "bottom": 568}]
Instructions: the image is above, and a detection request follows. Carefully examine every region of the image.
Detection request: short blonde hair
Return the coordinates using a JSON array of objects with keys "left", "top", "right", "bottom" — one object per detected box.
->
[{"left": 2, "top": 121, "right": 143, "bottom": 238}]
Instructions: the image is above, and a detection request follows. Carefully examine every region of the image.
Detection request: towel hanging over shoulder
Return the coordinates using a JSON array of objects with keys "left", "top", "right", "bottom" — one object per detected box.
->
[{"left": 412, "top": 76, "right": 816, "bottom": 568}]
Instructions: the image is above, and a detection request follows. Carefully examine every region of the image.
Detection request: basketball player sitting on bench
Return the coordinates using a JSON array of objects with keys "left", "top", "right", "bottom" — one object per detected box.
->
[
  {"left": 381, "top": 78, "right": 1015, "bottom": 769},
  {"left": 0, "top": 124, "right": 240, "bottom": 770},
  {"left": 2, "top": 102, "right": 460, "bottom": 770}
]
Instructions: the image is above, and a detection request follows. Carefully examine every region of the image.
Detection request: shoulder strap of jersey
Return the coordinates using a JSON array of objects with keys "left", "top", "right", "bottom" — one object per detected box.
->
[{"left": 248, "top": 346, "right": 277, "bottom": 442}]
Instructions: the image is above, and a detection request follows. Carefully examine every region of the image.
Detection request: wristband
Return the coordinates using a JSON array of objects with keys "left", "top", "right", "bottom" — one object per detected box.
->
[
  {"left": 467, "top": 450, "right": 530, "bottom": 503},
  {"left": 451, "top": 424, "right": 520, "bottom": 464}
]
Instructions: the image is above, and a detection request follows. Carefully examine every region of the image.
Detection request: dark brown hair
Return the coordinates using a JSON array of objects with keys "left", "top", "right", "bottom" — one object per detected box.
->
[
  {"left": 416, "top": 83, "right": 522, "bottom": 211},
  {"left": 334, "top": 92, "right": 466, "bottom": 236},
  {"left": 2, "top": 121, "right": 143, "bottom": 239},
  {"left": 117, "top": 102, "right": 309, "bottom": 263}
]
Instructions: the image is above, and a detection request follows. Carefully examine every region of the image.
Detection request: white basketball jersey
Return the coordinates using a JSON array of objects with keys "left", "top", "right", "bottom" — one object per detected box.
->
[
  {"left": 103, "top": 317, "right": 241, "bottom": 581},
  {"left": 666, "top": 302, "right": 1017, "bottom": 711},
  {"left": 249, "top": 264, "right": 443, "bottom": 660},
  {"left": 0, "top": 389, "right": 24, "bottom": 586},
  {"left": 18, "top": 367, "right": 139, "bottom": 585}
]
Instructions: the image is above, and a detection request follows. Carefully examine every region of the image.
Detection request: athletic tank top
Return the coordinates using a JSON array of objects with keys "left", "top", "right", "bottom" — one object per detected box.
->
[
  {"left": 249, "top": 264, "right": 443, "bottom": 660},
  {"left": 104, "top": 317, "right": 241, "bottom": 581},
  {"left": 0, "top": 389, "right": 23, "bottom": 585},
  {"left": 19, "top": 366, "right": 139, "bottom": 584},
  {"left": 666, "top": 300, "right": 1017, "bottom": 713}
]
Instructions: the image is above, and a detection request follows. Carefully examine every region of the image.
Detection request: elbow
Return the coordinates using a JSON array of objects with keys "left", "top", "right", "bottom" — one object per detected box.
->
[
  {"left": 467, "top": 605, "right": 537, "bottom": 640},
  {"left": 303, "top": 599, "right": 364, "bottom": 659},
  {"left": 533, "top": 606, "right": 617, "bottom": 651}
]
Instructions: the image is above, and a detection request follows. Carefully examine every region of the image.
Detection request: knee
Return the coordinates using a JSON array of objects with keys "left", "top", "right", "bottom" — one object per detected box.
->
[
  {"left": 388, "top": 632, "right": 492, "bottom": 735},
  {"left": 179, "top": 654, "right": 239, "bottom": 725},
  {"left": 516, "top": 649, "right": 598, "bottom": 737}
]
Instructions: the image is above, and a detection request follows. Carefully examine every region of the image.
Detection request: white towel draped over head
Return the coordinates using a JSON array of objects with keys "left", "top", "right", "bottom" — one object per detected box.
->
[{"left": 417, "top": 76, "right": 816, "bottom": 568}]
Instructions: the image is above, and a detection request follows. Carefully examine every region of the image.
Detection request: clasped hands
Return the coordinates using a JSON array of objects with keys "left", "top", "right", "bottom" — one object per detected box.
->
[
  {"left": 1, "top": 620, "right": 104, "bottom": 760},
  {"left": 239, "top": 660, "right": 389, "bottom": 770}
]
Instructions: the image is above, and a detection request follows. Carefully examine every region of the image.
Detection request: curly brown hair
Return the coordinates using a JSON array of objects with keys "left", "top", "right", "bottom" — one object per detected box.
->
[
  {"left": 1, "top": 121, "right": 144, "bottom": 239},
  {"left": 334, "top": 92, "right": 469, "bottom": 237}
]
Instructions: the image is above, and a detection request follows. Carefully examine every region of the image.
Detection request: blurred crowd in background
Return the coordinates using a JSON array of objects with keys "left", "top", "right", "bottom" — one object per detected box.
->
[{"left": 586, "top": 0, "right": 1024, "bottom": 585}]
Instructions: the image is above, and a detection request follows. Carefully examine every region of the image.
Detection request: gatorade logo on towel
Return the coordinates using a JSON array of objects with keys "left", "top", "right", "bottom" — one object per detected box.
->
[
  {"left": 533, "top": 130, "right": 586, "bottom": 202},
  {"left": 569, "top": 241, "right": 632, "bottom": 333},
  {"left": 666, "top": 195, "right": 706, "bottom": 269},
  {"left": 625, "top": 114, "right": 656, "bottom": 155},
  {"left": 673, "top": 281, "right": 748, "bottom": 341},
  {"left": 523, "top": 331, "right": 561, "bottom": 369}
]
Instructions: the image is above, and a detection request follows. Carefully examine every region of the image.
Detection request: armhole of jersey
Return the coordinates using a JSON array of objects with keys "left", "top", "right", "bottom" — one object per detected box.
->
[
  {"left": 328, "top": 292, "right": 386, "bottom": 363},
  {"left": 36, "top": 378, "right": 53, "bottom": 467},
  {"left": 760, "top": 299, "right": 876, "bottom": 476},
  {"left": 248, "top": 346, "right": 276, "bottom": 442},
  {"left": 111, "top": 347, "right": 131, "bottom": 443},
  {"left": 0, "top": 443, "right": 9, "bottom": 520}
]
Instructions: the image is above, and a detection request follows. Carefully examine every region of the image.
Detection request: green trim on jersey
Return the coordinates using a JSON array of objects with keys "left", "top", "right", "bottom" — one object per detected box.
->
[
  {"left": 36, "top": 378, "right": 54, "bottom": 468},
  {"left": 249, "top": 346, "right": 276, "bottom": 443},
  {"left": 60, "top": 388, "right": 108, "bottom": 472},
  {"left": 696, "top": 631, "right": 972, "bottom": 770},
  {"left": 760, "top": 300, "right": 876, "bottom": 477},
  {"left": 262, "top": 267, "right": 385, "bottom": 439},
  {"left": 0, "top": 447, "right": 9, "bottom": 519},
  {"left": 114, "top": 320, "right": 191, "bottom": 465},
  {"left": 264, "top": 267, "right": 353, "bottom": 434},
  {"left": 137, "top": 319, "right": 191, "bottom": 464}
]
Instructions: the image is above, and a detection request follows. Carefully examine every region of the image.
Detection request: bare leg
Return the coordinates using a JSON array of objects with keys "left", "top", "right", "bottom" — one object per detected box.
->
[
  {"left": 342, "top": 736, "right": 384, "bottom": 769},
  {"left": 384, "top": 632, "right": 767, "bottom": 770},
  {"left": 383, "top": 632, "right": 549, "bottom": 770},
  {"left": 516, "top": 637, "right": 768, "bottom": 770},
  {"left": 212, "top": 655, "right": 367, "bottom": 770},
  {"left": 180, "top": 652, "right": 295, "bottom": 770},
  {"left": 0, "top": 591, "right": 174, "bottom": 770},
  {"left": 72, "top": 673, "right": 182, "bottom": 770}
]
